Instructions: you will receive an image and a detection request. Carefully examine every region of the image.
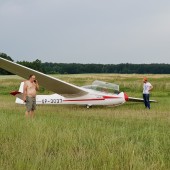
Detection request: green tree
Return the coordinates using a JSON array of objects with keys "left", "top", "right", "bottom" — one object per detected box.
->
[{"left": 0, "top": 53, "right": 14, "bottom": 75}]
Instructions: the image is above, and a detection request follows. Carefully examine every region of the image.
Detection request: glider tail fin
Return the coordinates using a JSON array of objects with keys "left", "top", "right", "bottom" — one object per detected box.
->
[{"left": 10, "top": 82, "right": 25, "bottom": 104}]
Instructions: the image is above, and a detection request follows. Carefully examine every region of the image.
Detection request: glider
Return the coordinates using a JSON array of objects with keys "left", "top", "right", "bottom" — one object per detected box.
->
[{"left": 0, "top": 57, "right": 156, "bottom": 108}]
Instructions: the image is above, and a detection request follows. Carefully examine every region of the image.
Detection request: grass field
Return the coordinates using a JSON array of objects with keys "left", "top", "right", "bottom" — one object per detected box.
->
[{"left": 0, "top": 74, "right": 170, "bottom": 170}]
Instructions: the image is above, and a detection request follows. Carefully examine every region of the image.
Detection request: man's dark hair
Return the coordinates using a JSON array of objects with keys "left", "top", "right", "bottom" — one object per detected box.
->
[{"left": 29, "top": 74, "right": 35, "bottom": 79}]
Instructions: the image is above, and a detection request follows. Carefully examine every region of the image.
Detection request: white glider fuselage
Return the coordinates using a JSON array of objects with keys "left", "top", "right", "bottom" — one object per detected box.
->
[
  {"left": 13, "top": 83, "right": 127, "bottom": 106},
  {"left": 35, "top": 90, "right": 126, "bottom": 106}
]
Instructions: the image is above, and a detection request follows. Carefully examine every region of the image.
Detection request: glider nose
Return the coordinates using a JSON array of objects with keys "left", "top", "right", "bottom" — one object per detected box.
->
[{"left": 124, "top": 92, "right": 129, "bottom": 101}]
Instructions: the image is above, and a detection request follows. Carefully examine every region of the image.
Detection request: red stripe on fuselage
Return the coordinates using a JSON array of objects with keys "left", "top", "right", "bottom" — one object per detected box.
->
[
  {"left": 63, "top": 96, "right": 121, "bottom": 102},
  {"left": 103, "top": 96, "right": 121, "bottom": 99},
  {"left": 63, "top": 98, "right": 104, "bottom": 102}
]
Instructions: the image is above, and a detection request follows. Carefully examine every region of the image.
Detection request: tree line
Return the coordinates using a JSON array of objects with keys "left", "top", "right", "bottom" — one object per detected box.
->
[{"left": 0, "top": 53, "right": 170, "bottom": 75}]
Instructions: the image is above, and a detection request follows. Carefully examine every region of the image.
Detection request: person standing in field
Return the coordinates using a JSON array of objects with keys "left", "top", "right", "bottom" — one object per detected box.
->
[
  {"left": 143, "top": 77, "right": 153, "bottom": 109},
  {"left": 23, "top": 74, "right": 39, "bottom": 118}
]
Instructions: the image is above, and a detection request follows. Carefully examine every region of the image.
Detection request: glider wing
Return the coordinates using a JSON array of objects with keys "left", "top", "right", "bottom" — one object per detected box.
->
[
  {"left": 128, "top": 97, "right": 157, "bottom": 103},
  {"left": 0, "top": 57, "right": 88, "bottom": 97}
]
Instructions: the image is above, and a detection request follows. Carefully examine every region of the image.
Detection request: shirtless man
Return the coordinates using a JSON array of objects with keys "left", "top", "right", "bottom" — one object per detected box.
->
[{"left": 23, "top": 74, "right": 39, "bottom": 118}]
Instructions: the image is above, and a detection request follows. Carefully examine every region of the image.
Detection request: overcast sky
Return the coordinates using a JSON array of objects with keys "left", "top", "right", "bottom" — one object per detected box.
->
[{"left": 0, "top": 0, "right": 170, "bottom": 64}]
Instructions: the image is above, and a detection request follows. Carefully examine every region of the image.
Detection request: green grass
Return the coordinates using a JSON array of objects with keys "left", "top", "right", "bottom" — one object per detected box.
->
[{"left": 0, "top": 74, "right": 170, "bottom": 170}]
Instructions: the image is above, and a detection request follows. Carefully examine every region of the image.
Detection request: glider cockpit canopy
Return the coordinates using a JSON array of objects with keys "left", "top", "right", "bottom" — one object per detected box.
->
[{"left": 82, "top": 80, "right": 120, "bottom": 94}]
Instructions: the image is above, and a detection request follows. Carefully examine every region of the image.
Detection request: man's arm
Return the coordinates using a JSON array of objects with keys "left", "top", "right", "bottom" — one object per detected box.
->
[
  {"left": 35, "top": 80, "right": 39, "bottom": 91},
  {"left": 149, "top": 85, "right": 153, "bottom": 91},
  {"left": 23, "top": 81, "right": 27, "bottom": 101}
]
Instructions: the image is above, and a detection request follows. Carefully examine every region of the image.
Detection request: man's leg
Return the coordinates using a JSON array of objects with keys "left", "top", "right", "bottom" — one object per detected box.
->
[
  {"left": 30, "top": 110, "right": 35, "bottom": 118},
  {"left": 25, "top": 111, "right": 29, "bottom": 118},
  {"left": 25, "top": 97, "right": 33, "bottom": 118},
  {"left": 146, "top": 94, "right": 150, "bottom": 109},
  {"left": 30, "top": 97, "right": 36, "bottom": 118},
  {"left": 143, "top": 94, "right": 147, "bottom": 108}
]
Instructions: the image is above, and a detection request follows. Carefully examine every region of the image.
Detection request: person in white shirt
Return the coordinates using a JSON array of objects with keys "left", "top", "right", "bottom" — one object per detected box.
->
[{"left": 143, "top": 77, "right": 153, "bottom": 109}]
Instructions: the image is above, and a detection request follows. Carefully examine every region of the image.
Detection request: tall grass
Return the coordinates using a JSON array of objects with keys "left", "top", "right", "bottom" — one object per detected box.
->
[{"left": 0, "top": 74, "right": 170, "bottom": 170}]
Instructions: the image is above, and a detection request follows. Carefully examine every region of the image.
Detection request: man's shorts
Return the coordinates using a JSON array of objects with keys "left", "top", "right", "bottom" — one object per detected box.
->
[{"left": 26, "top": 96, "right": 36, "bottom": 112}]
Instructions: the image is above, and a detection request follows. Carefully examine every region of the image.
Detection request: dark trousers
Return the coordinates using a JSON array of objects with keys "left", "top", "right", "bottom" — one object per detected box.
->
[{"left": 143, "top": 94, "right": 150, "bottom": 109}]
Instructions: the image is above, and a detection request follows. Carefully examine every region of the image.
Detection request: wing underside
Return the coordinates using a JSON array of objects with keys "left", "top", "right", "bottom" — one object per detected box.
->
[
  {"left": 128, "top": 97, "right": 157, "bottom": 103},
  {"left": 0, "top": 57, "right": 88, "bottom": 97}
]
